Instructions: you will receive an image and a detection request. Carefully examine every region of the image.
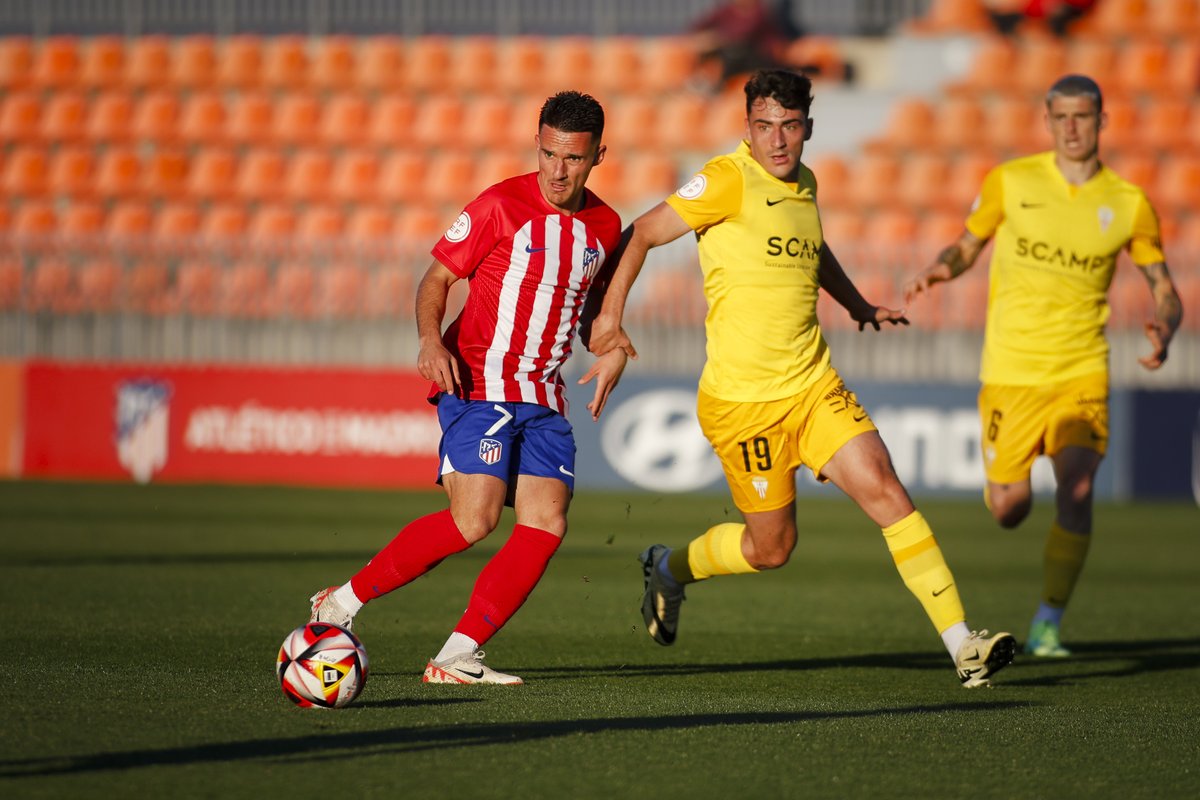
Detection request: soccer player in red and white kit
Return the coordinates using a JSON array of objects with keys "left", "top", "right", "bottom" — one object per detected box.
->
[{"left": 309, "top": 91, "right": 627, "bottom": 684}]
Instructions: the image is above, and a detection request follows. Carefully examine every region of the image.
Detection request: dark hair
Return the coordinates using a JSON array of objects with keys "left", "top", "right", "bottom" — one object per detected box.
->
[
  {"left": 744, "top": 69, "right": 814, "bottom": 118},
  {"left": 539, "top": 91, "right": 605, "bottom": 139},
  {"left": 1046, "top": 74, "right": 1103, "bottom": 113}
]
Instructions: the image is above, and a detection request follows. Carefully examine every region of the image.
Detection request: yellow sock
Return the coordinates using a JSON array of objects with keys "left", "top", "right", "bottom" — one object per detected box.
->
[
  {"left": 1042, "top": 522, "right": 1090, "bottom": 608},
  {"left": 686, "top": 523, "right": 758, "bottom": 581},
  {"left": 882, "top": 510, "right": 966, "bottom": 634}
]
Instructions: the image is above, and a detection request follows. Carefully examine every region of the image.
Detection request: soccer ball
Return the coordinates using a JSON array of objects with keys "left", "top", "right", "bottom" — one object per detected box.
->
[{"left": 276, "top": 622, "right": 368, "bottom": 708}]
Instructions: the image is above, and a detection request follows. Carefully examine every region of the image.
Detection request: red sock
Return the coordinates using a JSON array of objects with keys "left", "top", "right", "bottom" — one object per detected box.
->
[
  {"left": 349, "top": 509, "right": 470, "bottom": 603},
  {"left": 453, "top": 525, "right": 562, "bottom": 646}
]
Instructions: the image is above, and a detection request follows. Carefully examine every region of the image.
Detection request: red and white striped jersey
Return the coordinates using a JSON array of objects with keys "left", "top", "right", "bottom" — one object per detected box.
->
[{"left": 430, "top": 172, "right": 622, "bottom": 415}]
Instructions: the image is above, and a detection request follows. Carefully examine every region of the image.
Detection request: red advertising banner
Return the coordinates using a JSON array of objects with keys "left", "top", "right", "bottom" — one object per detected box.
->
[{"left": 22, "top": 361, "right": 442, "bottom": 488}]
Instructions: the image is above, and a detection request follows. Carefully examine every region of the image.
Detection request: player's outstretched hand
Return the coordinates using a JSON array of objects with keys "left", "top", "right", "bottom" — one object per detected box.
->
[
  {"left": 417, "top": 339, "right": 460, "bottom": 394},
  {"left": 587, "top": 312, "right": 638, "bottom": 361},
  {"left": 1138, "top": 320, "right": 1171, "bottom": 370},
  {"left": 579, "top": 347, "right": 629, "bottom": 421},
  {"left": 902, "top": 262, "right": 953, "bottom": 305},
  {"left": 855, "top": 305, "right": 909, "bottom": 332}
]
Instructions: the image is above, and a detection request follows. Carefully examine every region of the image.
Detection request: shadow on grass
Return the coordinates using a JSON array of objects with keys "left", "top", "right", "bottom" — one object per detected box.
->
[
  {"left": 0, "top": 700, "right": 1028, "bottom": 777},
  {"left": 999, "top": 635, "right": 1200, "bottom": 687},
  {"left": 3, "top": 551, "right": 378, "bottom": 568}
]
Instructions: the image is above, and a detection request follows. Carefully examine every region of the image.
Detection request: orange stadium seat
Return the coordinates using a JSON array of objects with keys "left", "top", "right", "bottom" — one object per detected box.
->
[
  {"left": 592, "top": 37, "right": 642, "bottom": 96},
  {"left": 248, "top": 204, "right": 298, "bottom": 253},
  {"left": 947, "top": 152, "right": 996, "bottom": 211},
  {"left": 582, "top": 158, "right": 625, "bottom": 207},
  {"left": 32, "top": 36, "right": 80, "bottom": 88},
  {"left": 364, "top": 266, "right": 414, "bottom": 317},
  {"left": 657, "top": 93, "right": 711, "bottom": 151},
  {"left": 917, "top": 210, "right": 967, "bottom": 253},
  {"left": 39, "top": 90, "right": 88, "bottom": 143},
  {"left": 0, "top": 37, "right": 34, "bottom": 88},
  {"left": 226, "top": 91, "right": 275, "bottom": 146},
  {"left": 1114, "top": 38, "right": 1172, "bottom": 97},
  {"left": 217, "top": 36, "right": 263, "bottom": 90},
  {"left": 546, "top": 37, "right": 595, "bottom": 90},
  {"left": 320, "top": 92, "right": 370, "bottom": 148},
  {"left": 80, "top": 36, "right": 126, "bottom": 88},
  {"left": 126, "top": 36, "right": 172, "bottom": 90},
  {"left": 396, "top": 207, "right": 446, "bottom": 243},
  {"left": 1078, "top": 0, "right": 1150, "bottom": 37},
  {"left": 173, "top": 35, "right": 218, "bottom": 89},
  {"left": 223, "top": 259, "right": 273, "bottom": 318},
  {"left": 296, "top": 204, "right": 346, "bottom": 252},
  {"left": 703, "top": 91, "right": 750, "bottom": 149},
  {"left": 404, "top": 36, "right": 452, "bottom": 93},
  {"left": 934, "top": 96, "right": 988, "bottom": 153},
  {"left": 641, "top": 37, "right": 697, "bottom": 93},
  {"left": 376, "top": 150, "right": 428, "bottom": 204},
  {"left": 1141, "top": 99, "right": 1193, "bottom": 152},
  {"left": 908, "top": 0, "right": 993, "bottom": 33},
  {"left": 1106, "top": 152, "right": 1159, "bottom": 190},
  {"left": 605, "top": 95, "right": 660, "bottom": 151},
  {"left": 866, "top": 97, "right": 937, "bottom": 154},
  {"left": 621, "top": 153, "right": 678, "bottom": 209},
  {"left": 1148, "top": 0, "right": 1200, "bottom": 36},
  {"left": 808, "top": 154, "right": 850, "bottom": 209},
  {"left": 412, "top": 95, "right": 466, "bottom": 148},
  {"left": 784, "top": 36, "right": 846, "bottom": 82},
  {"left": 985, "top": 94, "right": 1043, "bottom": 155},
  {"left": 319, "top": 262, "right": 367, "bottom": 318},
  {"left": 0, "top": 256, "right": 22, "bottom": 310},
  {"left": 1165, "top": 41, "right": 1200, "bottom": 96},
  {"left": 896, "top": 153, "right": 953, "bottom": 211},
  {"left": 78, "top": 257, "right": 123, "bottom": 313},
  {"left": 176, "top": 259, "right": 223, "bottom": 316},
  {"left": 262, "top": 35, "right": 309, "bottom": 90},
  {"left": 179, "top": 90, "right": 228, "bottom": 144},
  {"left": 451, "top": 36, "right": 500, "bottom": 94},
  {"left": 947, "top": 37, "right": 1016, "bottom": 96},
  {"left": 366, "top": 94, "right": 417, "bottom": 148},
  {"left": 1013, "top": 38, "right": 1067, "bottom": 96},
  {"left": 132, "top": 90, "right": 181, "bottom": 144},
  {"left": 86, "top": 90, "right": 134, "bottom": 142},
  {"left": 272, "top": 92, "right": 322, "bottom": 147},
  {"left": 153, "top": 203, "right": 202, "bottom": 254},
  {"left": 1101, "top": 96, "right": 1139, "bottom": 152},
  {"left": 95, "top": 146, "right": 143, "bottom": 199},
  {"left": 48, "top": 145, "right": 96, "bottom": 199},
  {"left": 819, "top": 209, "right": 866, "bottom": 247},
  {"left": 462, "top": 95, "right": 514, "bottom": 149},
  {"left": 1067, "top": 41, "right": 1117, "bottom": 92},
  {"left": 126, "top": 260, "right": 171, "bottom": 315},
  {"left": 357, "top": 37, "right": 405, "bottom": 93},
  {"left": 284, "top": 148, "right": 334, "bottom": 204},
  {"left": 201, "top": 203, "right": 250, "bottom": 251},
  {"left": 0, "top": 90, "right": 42, "bottom": 142},
  {"left": 497, "top": 37, "right": 546, "bottom": 94},
  {"left": 187, "top": 147, "right": 238, "bottom": 201},
  {"left": 330, "top": 148, "right": 380, "bottom": 205},
  {"left": 2, "top": 146, "right": 49, "bottom": 197},
  {"left": 848, "top": 153, "right": 902, "bottom": 211},
  {"left": 475, "top": 150, "right": 527, "bottom": 192},
  {"left": 58, "top": 201, "right": 106, "bottom": 245},
  {"left": 424, "top": 150, "right": 477, "bottom": 206},
  {"left": 274, "top": 262, "right": 317, "bottom": 319},
  {"left": 142, "top": 148, "right": 191, "bottom": 201},
  {"left": 27, "top": 257, "right": 78, "bottom": 313},
  {"left": 236, "top": 147, "right": 287, "bottom": 204},
  {"left": 1154, "top": 155, "right": 1200, "bottom": 213},
  {"left": 311, "top": 36, "right": 357, "bottom": 91},
  {"left": 105, "top": 200, "right": 154, "bottom": 252},
  {"left": 505, "top": 94, "right": 546, "bottom": 149},
  {"left": 11, "top": 201, "right": 58, "bottom": 251},
  {"left": 346, "top": 205, "right": 395, "bottom": 243}
]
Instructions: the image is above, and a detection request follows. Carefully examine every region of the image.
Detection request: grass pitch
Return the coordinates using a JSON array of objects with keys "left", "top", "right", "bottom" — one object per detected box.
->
[{"left": 1, "top": 480, "right": 1197, "bottom": 799}]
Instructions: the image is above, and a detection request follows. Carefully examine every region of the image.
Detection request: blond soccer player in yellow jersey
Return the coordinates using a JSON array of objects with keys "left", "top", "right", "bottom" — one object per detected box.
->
[
  {"left": 904, "top": 75, "right": 1183, "bottom": 659},
  {"left": 588, "top": 70, "right": 1015, "bottom": 688}
]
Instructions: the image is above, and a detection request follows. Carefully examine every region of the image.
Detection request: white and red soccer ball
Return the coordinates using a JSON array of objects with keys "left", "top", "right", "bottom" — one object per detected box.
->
[{"left": 276, "top": 622, "right": 368, "bottom": 709}]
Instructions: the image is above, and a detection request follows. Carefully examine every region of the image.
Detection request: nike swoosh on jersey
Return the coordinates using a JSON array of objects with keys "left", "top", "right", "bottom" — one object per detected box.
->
[
  {"left": 766, "top": 198, "right": 788, "bottom": 206},
  {"left": 525, "top": 244, "right": 548, "bottom": 253}
]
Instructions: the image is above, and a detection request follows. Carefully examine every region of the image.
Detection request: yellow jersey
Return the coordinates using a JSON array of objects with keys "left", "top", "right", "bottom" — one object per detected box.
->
[
  {"left": 966, "top": 151, "right": 1164, "bottom": 386},
  {"left": 666, "top": 142, "right": 831, "bottom": 402}
]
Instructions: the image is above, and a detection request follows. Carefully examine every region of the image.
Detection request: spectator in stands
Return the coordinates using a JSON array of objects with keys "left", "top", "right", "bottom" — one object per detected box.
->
[
  {"left": 309, "top": 91, "right": 629, "bottom": 685},
  {"left": 903, "top": 75, "right": 1183, "bottom": 659},
  {"left": 588, "top": 69, "right": 1016, "bottom": 689},
  {"left": 984, "top": 0, "right": 1098, "bottom": 37},
  {"left": 687, "top": 0, "right": 798, "bottom": 94}
]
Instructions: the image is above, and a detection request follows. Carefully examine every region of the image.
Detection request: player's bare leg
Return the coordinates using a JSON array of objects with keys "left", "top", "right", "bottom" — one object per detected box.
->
[{"left": 985, "top": 479, "right": 1033, "bottom": 529}]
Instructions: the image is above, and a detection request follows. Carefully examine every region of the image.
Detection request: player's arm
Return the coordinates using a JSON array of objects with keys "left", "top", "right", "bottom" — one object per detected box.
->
[
  {"left": 588, "top": 201, "right": 693, "bottom": 357},
  {"left": 818, "top": 242, "right": 908, "bottom": 331},
  {"left": 903, "top": 228, "right": 988, "bottom": 304},
  {"left": 415, "top": 260, "right": 461, "bottom": 393},
  {"left": 1136, "top": 260, "right": 1183, "bottom": 370}
]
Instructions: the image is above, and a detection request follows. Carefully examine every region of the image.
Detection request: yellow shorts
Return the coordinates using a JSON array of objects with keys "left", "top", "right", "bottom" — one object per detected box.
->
[
  {"left": 697, "top": 368, "right": 877, "bottom": 513},
  {"left": 978, "top": 371, "right": 1108, "bottom": 485}
]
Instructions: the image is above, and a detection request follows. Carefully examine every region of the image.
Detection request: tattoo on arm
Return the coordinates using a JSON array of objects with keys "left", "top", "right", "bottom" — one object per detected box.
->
[
  {"left": 937, "top": 234, "right": 984, "bottom": 278},
  {"left": 1141, "top": 262, "right": 1183, "bottom": 335}
]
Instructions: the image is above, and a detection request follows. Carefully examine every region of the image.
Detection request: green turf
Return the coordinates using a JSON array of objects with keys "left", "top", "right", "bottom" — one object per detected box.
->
[{"left": 1, "top": 480, "right": 1198, "bottom": 799}]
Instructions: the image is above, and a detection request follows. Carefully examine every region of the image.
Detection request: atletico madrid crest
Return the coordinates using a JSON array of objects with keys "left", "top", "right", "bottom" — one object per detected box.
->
[{"left": 479, "top": 438, "right": 503, "bottom": 465}]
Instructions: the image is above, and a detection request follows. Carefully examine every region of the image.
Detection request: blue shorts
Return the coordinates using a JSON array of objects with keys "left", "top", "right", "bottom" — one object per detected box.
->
[{"left": 435, "top": 394, "right": 577, "bottom": 491}]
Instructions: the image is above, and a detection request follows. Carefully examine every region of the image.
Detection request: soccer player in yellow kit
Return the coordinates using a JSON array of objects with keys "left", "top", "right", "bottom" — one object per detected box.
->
[
  {"left": 589, "top": 70, "right": 1015, "bottom": 688},
  {"left": 904, "top": 75, "right": 1183, "bottom": 658}
]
